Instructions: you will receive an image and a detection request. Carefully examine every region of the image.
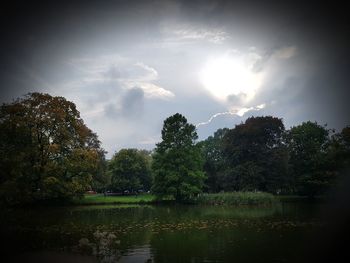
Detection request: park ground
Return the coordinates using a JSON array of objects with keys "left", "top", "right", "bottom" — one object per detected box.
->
[
  {"left": 75, "top": 193, "right": 156, "bottom": 205},
  {"left": 74, "top": 192, "right": 313, "bottom": 206}
]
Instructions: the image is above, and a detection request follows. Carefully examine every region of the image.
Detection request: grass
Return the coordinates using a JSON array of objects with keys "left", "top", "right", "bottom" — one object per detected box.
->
[
  {"left": 277, "top": 195, "right": 326, "bottom": 202},
  {"left": 74, "top": 194, "right": 157, "bottom": 205},
  {"left": 75, "top": 192, "right": 279, "bottom": 206},
  {"left": 195, "top": 192, "right": 278, "bottom": 206}
]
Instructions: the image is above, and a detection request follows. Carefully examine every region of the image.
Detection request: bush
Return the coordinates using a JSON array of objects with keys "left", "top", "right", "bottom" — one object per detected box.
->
[{"left": 195, "top": 192, "right": 277, "bottom": 206}]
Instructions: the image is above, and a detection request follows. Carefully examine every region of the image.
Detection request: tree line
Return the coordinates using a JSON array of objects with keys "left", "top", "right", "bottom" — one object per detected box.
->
[
  {"left": 0, "top": 93, "right": 349, "bottom": 205},
  {"left": 200, "top": 117, "right": 349, "bottom": 197}
]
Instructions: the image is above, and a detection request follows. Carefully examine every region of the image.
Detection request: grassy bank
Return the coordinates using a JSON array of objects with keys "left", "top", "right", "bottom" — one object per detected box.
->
[
  {"left": 76, "top": 192, "right": 281, "bottom": 206},
  {"left": 74, "top": 194, "right": 156, "bottom": 205},
  {"left": 277, "top": 195, "right": 326, "bottom": 202},
  {"left": 195, "top": 192, "right": 278, "bottom": 206}
]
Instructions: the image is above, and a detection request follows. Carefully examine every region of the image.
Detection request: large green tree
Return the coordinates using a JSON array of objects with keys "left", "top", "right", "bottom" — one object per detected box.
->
[
  {"left": 108, "top": 148, "right": 152, "bottom": 193},
  {"left": 152, "top": 113, "right": 205, "bottom": 202},
  {"left": 0, "top": 93, "right": 106, "bottom": 205},
  {"left": 287, "top": 121, "right": 336, "bottom": 197},
  {"left": 223, "top": 116, "right": 289, "bottom": 193}
]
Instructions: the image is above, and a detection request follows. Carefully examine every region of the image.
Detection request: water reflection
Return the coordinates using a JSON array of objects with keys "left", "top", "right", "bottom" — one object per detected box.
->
[
  {"left": 119, "top": 246, "right": 152, "bottom": 263},
  {"left": 1, "top": 202, "right": 324, "bottom": 263}
]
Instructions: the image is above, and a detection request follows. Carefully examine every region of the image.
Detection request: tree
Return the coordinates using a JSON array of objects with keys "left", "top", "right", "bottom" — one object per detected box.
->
[
  {"left": 287, "top": 121, "right": 334, "bottom": 197},
  {"left": 328, "top": 126, "right": 350, "bottom": 170},
  {"left": 223, "top": 116, "right": 289, "bottom": 193},
  {"left": 137, "top": 149, "right": 153, "bottom": 190},
  {"left": 339, "top": 126, "right": 350, "bottom": 168},
  {"left": 0, "top": 93, "right": 106, "bottom": 205},
  {"left": 198, "top": 128, "right": 229, "bottom": 192},
  {"left": 108, "top": 149, "right": 152, "bottom": 193},
  {"left": 152, "top": 113, "right": 205, "bottom": 202}
]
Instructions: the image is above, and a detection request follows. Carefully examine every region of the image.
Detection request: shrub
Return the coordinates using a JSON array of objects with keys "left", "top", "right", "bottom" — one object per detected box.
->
[{"left": 195, "top": 191, "right": 277, "bottom": 206}]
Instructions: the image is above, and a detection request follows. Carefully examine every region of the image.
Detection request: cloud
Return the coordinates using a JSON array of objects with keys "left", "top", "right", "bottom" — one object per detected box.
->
[
  {"left": 135, "top": 62, "right": 158, "bottom": 79},
  {"left": 251, "top": 46, "right": 297, "bottom": 73},
  {"left": 63, "top": 55, "right": 174, "bottom": 100},
  {"left": 196, "top": 103, "right": 266, "bottom": 127},
  {"left": 195, "top": 45, "right": 297, "bottom": 131},
  {"left": 138, "top": 136, "right": 161, "bottom": 145},
  {"left": 2, "top": 0, "right": 346, "bottom": 159},
  {"left": 121, "top": 87, "right": 144, "bottom": 117},
  {"left": 161, "top": 23, "right": 229, "bottom": 44},
  {"left": 274, "top": 46, "right": 297, "bottom": 59},
  {"left": 227, "top": 93, "right": 247, "bottom": 105},
  {"left": 102, "top": 87, "right": 145, "bottom": 120},
  {"left": 59, "top": 55, "right": 175, "bottom": 123},
  {"left": 135, "top": 82, "right": 174, "bottom": 99},
  {"left": 103, "top": 103, "right": 119, "bottom": 119}
]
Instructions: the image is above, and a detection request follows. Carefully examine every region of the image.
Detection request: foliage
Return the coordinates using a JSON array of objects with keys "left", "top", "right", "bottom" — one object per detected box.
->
[
  {"left": 137, "top": 149, "right": 153, "bottom": 190},
  {"left": 108, "top": 148, "right": 152, "bottom": 193},
  {"left": 78, "top": 230, "right": 120, "bottom": 263},
  {"left": 1, "top": 92, "right": 348, "bottom": 205},
  {"left": 152, "top": 113, "right": 206, "bottom": 202},
  {"left": 0, "top": 93, "right": 106, "bottom": 205},
  {"left": 195, "top": 192, "right": 277, "bottom": 206},
  {"left": 222, "top": 116, "right": 289, "bottom": 193},
  {"left": 327, "top": 126, "right": 350, "bottom": 171},
  {"left": 198, "top": 128, "right": 229, "bottom": 192},
  {"left": 287, "top": 121, "right": 336, "bottom": 197},
  {"left": 200, "top": 118, "right": 349, "bottom": 197}
]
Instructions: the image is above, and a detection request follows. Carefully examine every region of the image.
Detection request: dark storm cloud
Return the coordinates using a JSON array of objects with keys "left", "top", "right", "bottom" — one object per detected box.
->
[
  {"left": 302, "top": 65, "right": 350, "bottom": 129},
  {"left": 103, "top": 87, "right": 145, "bottom": 120},
  {"left": 248, "top": 44, "right": 350, "bottom": 130},
  {"left": 121, "top": 87, "right": 145, "bottom": 117}
]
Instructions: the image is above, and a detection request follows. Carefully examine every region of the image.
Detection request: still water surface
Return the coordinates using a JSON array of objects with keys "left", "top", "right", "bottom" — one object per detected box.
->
[{"left": 1, "top": 202, "right": 325, "bottom": 262}]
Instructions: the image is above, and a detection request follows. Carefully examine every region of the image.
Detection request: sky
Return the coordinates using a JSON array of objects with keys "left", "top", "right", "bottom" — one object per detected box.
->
[{"left": 0, "top": 0, "right": 349, "bottom": 157}]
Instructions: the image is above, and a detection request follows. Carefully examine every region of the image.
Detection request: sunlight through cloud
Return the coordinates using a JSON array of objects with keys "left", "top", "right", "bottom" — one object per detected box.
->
[{"left": 199, "top": 54, "right": 263, "bottom": 102}]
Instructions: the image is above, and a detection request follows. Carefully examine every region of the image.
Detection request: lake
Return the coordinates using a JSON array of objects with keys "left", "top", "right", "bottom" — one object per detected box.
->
[{"left": 0, "top": 201, "right": 329, "bottom": 263}]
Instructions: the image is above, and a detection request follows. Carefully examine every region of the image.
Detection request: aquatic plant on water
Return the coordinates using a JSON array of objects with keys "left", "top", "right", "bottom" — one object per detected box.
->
[{"left": 77, "top": 230, "right": 120, "bottom": 263}]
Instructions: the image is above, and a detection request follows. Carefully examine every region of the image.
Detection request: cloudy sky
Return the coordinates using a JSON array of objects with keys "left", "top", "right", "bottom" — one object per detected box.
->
[{"left": 1, "top": 0, "right": 349, "bottom": 157}]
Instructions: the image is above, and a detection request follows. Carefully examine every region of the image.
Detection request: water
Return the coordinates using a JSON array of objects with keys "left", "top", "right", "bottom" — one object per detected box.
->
[{"left": 0, "top": 201, "right": 327, "bottom": 262}]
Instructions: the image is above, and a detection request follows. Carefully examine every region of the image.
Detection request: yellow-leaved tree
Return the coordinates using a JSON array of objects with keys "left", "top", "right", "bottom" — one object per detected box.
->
[{"left": 0, "top": 93, "right": 106, "bottom": 205}]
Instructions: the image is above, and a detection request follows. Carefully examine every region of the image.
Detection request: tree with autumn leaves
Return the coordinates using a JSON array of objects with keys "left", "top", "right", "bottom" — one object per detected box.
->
[
  {"left": 0, "top": 93, "right": 107, "bottom": 205},
  {"left": 1, "top": 93, "right": 348, "bottom": 205}
]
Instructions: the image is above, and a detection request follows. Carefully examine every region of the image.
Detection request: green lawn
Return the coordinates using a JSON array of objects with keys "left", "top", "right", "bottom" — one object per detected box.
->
[
  {"left": 75, "top": 194, "right": 156, "bottom": 205},
  {"left": 75, "top": 192, "right": 315, "bottom": 206}
]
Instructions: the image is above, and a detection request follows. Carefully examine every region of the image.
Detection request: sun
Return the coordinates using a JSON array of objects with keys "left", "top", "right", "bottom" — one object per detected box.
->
[{"left": 199, "top": 55, "right": 261, "bottom": 101}]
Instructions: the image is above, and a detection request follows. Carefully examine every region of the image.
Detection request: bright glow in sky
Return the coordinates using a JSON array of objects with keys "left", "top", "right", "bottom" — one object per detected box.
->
[
  {"left": 1, "top": 1, "right": 348, "bottom": 157},
  {"left": 199, "top": 55, "right": 262, "bottom": 101}
]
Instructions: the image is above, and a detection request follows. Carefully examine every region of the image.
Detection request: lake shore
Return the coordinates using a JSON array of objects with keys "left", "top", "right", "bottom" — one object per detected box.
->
[{"left": 73, "top": 192, "right": 322, "bottom": 206}]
